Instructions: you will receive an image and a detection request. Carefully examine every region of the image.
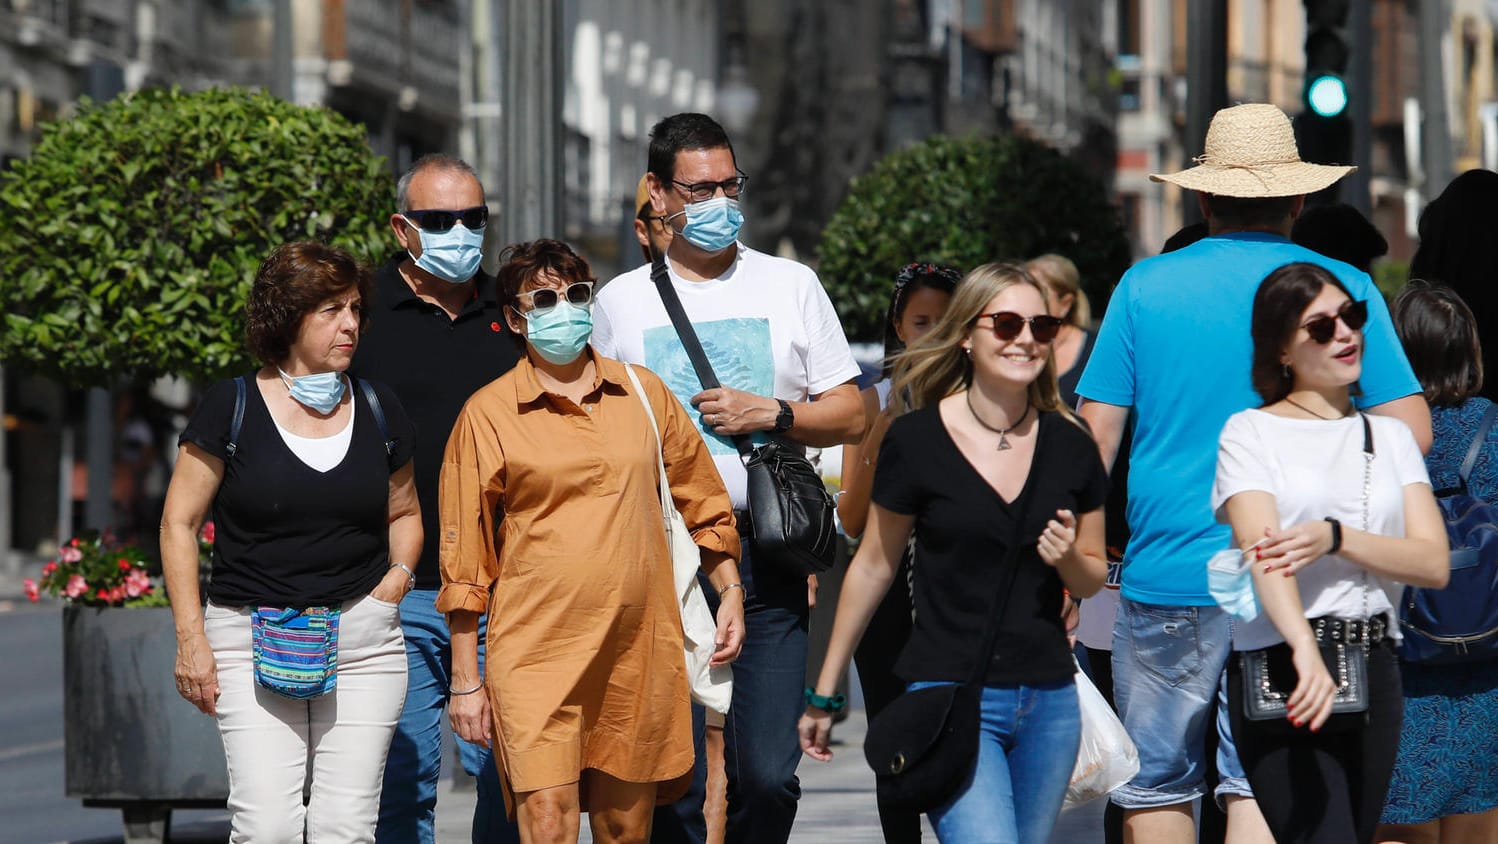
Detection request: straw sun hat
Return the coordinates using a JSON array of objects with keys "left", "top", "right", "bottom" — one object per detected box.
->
[{"left": 1150, "top": 103, "right": 1355, "bottom": 198}]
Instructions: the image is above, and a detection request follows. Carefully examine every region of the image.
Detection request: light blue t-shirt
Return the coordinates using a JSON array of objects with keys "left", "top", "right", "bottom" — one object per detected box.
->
[{"left": 1077, "top": 232, "right": 1420, "bottom": 606}]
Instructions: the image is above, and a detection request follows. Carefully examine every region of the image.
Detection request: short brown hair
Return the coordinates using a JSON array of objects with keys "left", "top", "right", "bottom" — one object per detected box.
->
[
  {"left": 494, "top": 239, "right": 596, "bottom": 351},
  {"left": 1205, "top": 194, "right": 1299, "bottom": 230},
  {"left": 1250, "top": 262, "right": 1355, "bottom": 404},
  {"left": 245, "top": 242, "right": 372, "bottom": 365},
  {"left": 1392, "top": 280, "right": 1484, "bottom": 407}
]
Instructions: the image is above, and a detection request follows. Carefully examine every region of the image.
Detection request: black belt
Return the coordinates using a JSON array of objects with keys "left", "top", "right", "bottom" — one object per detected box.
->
[
  {"left": 733, "top": 508, "right": 753, "bottom": 540},
  {"left": 1312, "top": 615, "right": 1388, "bottom": 645}
]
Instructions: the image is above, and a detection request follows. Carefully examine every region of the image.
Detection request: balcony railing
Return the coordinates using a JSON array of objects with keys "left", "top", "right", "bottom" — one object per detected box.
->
[{"left": 329, "top": 0, "right": 462, "bottom": 115}]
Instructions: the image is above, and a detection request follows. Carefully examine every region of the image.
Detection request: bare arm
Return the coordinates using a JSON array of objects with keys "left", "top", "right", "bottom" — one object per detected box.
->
[
  {"left": 693, "top": 381, "right": 867, "bottom": 447},
  {"left": 1039, "top": 507, "right": 1109, "bottom": 598},
  {"left": 159, "top": 443, "right": 224, "bottom": 715},
  {"left": 447, "top": 609, "right": 491, "bottom": 748},
  {"left": 1366, "top": 394, "right": 1433, "bottom": 454},
  {"left": 371, "top": 461, "right": 422, "bottom": 603},
  {"left": 799, "top": 503, "right": 914, "bottom": 761},
  {"left": 1078, "top": 399, "right": 1129, "bottom": 472},
  {"left": 1259, "top": 483, "right": 1449, "bottom": 588},
  {"left": 835, "top": 388, "right": 887, "bottom": 539}
]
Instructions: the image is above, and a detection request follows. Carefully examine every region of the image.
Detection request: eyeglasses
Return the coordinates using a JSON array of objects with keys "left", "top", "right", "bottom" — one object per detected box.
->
[
  {"left": 670, "top": 173, "right": 748, "bottom": 202},
  {"left": 517, "top": 282, "right": 595, "bottom": 311},
  {"left": 976, "top": 312, "right": 1065, "bottom": 344},
  {"left": 1301, "top": 299, "right": 1368, "bottom": 344},
  {"left": 404, "top": 206, "right": 489, "bottom": 232}
]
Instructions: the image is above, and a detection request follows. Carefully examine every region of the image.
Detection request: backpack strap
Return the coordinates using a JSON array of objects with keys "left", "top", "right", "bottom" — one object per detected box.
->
[
  {"left": 227, "top": 376, "right": 247, "bottom": 458},
  {"left": 1458, "top": 403, "right": 1498, "bottom": 490},
  {"left": 356, "top": 378, "right": 396, "bottom": 457}
]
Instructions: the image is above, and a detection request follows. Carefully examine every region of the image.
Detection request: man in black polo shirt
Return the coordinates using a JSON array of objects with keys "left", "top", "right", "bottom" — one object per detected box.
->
[{"left": 353, "top": 154, "right": 520, "bottom": 844}]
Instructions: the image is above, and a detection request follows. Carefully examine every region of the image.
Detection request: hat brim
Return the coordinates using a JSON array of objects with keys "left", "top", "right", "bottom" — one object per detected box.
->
[{"left": 1149, "top": 161, "right": 1355, "bottom": 198}]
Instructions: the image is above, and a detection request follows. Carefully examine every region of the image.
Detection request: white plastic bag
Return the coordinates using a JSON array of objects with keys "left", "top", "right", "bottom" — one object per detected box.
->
[{"left": 1064, "top": 659, "right": 1139, "bottom": 811}]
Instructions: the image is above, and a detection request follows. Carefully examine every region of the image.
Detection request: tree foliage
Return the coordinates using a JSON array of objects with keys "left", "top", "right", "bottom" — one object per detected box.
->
[
  {"left": 0, "top": 87, "right": 393, "bottom": 386},
  {"left": 818, "top": 133, "right": 1133, "bottom": 343}
]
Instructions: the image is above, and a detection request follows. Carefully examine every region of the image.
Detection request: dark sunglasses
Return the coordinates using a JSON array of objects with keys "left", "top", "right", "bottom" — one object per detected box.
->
[
  {"left": 517, "top": 282, "right": 595, "bottom": 311},
  {"left": 977, "top": 311, "right": 1064, "bottom": 343},
  {"left": 404, "top": 205, "right": 489, "bottom": 232},
  {"left": 1301, "top": 299, "right": 1368, "bottom": 344}
]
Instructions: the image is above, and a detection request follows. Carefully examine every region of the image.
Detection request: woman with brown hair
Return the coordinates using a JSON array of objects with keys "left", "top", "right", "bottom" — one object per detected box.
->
[{"left": 441, "top": 239, "right": 744, "bottom": 844}]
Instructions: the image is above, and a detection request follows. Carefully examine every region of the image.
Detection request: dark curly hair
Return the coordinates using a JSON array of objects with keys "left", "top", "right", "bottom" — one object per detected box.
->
[
  {"left": 245, "top": 242, "right": 372, "bottom": 365},
  {"left": 495, "top": 239, "right": 596, "bottom": 351},
  {"left": 1250, "top": 262, "right": 1356, "bottom": 404}
]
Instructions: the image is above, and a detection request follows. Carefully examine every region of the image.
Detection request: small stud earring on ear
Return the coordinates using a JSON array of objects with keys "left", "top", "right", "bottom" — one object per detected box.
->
[{"left": 1282, "top": 363, "right": 1291, "bottom": 378}]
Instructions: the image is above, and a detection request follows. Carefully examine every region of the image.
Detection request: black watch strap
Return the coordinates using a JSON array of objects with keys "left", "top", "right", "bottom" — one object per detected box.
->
[
  {"left": 1325, "top": 517, "right": 1342, "bottom": 554},
  {"left": 773, "top": 398, "right": 794, "bottom": 433}
]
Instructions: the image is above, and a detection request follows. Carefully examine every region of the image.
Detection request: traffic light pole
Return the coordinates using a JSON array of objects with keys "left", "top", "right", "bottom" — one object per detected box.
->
[
  {"left": 1418, "top": 0, "right": 1454, "bottom": 198},
  {"left": 1185, "top": 0, "right": 1228, "bottom": 225},
  {"left": 1346, "top": 0, "right": 1372, "bottom": 214}
]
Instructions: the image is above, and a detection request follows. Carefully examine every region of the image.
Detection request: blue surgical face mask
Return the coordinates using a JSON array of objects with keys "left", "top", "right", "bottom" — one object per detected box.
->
[
  {"left": 521, "top": 301, "right": 593, "bottom": 365},
  {"left": 1207, "top": 547, "right": 1260, "bottom": 622},
  {"left": 278, "top": 368, "right": 347, "bottom": 415},
  {"left": 670, "top": 197, "right": 743, "bottom": 253},
  {"left": 404, "top": 218, "right": 485, "bottom": 283}
]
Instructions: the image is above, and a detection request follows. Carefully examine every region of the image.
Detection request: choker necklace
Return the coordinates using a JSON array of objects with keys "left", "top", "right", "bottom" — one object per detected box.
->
[
  {"left": 1284, "top": 396, "right": 1351, "bottom": 420},
  {"left": 966, "top": 392, "right": 1031, "bottom": 451}
]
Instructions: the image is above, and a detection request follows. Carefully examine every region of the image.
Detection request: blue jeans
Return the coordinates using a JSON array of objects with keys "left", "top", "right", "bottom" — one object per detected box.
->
[
  {"left": 1109, "top": 597, "right": 1239, "bottom": 810},
  {"left": 908, "top": 679, "right": 1081, "bottom": 844},
  {"left": 375, "top": 589, "right": 519, "bottom": 844},
  {"left": 655, "top": 544, "right": 808, "bottom": 844}
]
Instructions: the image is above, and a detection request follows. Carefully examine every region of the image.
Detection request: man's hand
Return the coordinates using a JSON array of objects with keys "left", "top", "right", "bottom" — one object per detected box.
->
[{"left": 693, "top": 387, "right": 778, "bottom": 436}]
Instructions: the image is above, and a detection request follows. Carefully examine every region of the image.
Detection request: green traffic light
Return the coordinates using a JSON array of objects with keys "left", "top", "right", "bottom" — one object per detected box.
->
[{"left": 1307, "top": 74, "right": 1348, "bottom": 117}]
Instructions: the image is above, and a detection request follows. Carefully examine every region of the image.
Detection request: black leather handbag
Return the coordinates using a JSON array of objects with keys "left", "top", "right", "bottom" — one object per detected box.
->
[
  {"left": 650, "top": 254, "right": 836, "bottom": 575},
  {"left": 861, "top": 492, "right": 1034, "bottom": 813}
]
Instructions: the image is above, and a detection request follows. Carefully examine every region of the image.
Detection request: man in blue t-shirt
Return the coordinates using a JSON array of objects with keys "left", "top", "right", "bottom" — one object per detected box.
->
[{"left": 1077, "top": 103, "right": 1429, "bottom": 844}]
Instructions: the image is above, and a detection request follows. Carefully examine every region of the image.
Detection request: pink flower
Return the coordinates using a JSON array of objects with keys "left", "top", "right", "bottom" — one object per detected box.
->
[
  {"left": 118, "top": 559, "right": 131, "bottom": 570},
  {"left": 124, "top": 569, "right": 151, "bottom": 598},
  {"left": 59, "top": 546, "right": 82, "bottom": 564},
  {"left": 107, "top": 586, "right": 126, "bottom": 603},
  {"left": 201, "top": 522, "right": 215, "bottom": 544},
  {"left": 65, "top": 575, "right": 88, "bottom": 598},
  {"left": 41, "top": 562, "right": 57, "bottom": 576},
  {"left": 95, "top": 588, "right": 110, "bottom": 601},
  {"left": 23, "top": 579, "right": 39, "bottom": 602}
]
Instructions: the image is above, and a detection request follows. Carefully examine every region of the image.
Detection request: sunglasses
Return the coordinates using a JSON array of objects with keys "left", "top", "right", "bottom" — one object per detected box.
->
[
  {"left": 1301, "top": 299, "right": 1368, "bottom": 344},
  {"left": 404, "top": 206, "right": 489, "bottom": 232},
  {"left": 517, "top": 282, "right": 595, "bottom": 311},
  {"left": 977, "top": 311, "right": 1065, "bottom": 343}
]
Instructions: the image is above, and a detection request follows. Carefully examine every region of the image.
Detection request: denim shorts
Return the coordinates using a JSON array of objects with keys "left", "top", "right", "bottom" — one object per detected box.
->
[{"left": 1109, "top": 597, "right": 1251, "bottom": 809}]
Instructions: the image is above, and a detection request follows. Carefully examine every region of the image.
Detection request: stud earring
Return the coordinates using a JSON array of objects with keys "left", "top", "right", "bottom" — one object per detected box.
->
[{"left": 1282, "top": 363, "right": 1291, "bottom": 379}]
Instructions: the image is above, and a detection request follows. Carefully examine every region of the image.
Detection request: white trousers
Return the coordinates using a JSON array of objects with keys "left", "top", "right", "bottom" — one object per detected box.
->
[{"left": 206, "top": 594, "right": 407, "bottom": 843}]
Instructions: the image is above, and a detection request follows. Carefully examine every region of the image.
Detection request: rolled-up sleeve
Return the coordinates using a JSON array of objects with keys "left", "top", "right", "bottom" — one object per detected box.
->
[
  {"left": 650, "top": 370, "right": 741, "bottom": 567},
  {"left": 436, "top": 405, "right": 505, "bottom": 614}
]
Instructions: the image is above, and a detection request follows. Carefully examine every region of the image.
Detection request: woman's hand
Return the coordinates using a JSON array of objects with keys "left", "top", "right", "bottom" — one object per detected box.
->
[
  {"left": 175, "top": 630, "right": 220, "bottom": 716},
  {"left": 710, "top": 589, "right": 746, "bottom": 667},
  {"left": 370, "top": 565, "right": 412, "bottom": 605},
  {"left": 798, "top": 706, "right": 835, "bottom": 762},
  {"left": 1037, "top": 509, "right": 1080, "bottom": 568},
  {"left": 448, "top": 687, "right": 493, "bottom": 749},
  {"left": 1285, "top": 642, "right": 1337, "bottom": 731},
  {"left": 1258, "top": 520, "right": 1335, "bottom": 576}
]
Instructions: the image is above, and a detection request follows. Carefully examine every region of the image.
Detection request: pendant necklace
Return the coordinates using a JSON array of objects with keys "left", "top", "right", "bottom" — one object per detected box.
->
[
  {"left": 966, "top": 391, "right": 1031, "bottom": 451},
  {"left": 1284, "top": 396, "right": 1350, "bottom": 420}
]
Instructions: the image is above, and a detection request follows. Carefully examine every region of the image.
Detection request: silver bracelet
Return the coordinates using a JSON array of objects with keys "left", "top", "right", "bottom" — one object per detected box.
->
[
  {"left": 718, "top": 582, "right": 745, "bottom": 598},
  {"left": 389, "top": 562, "right": 416, "bottom": 589},
  {"left": 450, "top": 679, "right": 485, "bottom": 696}
]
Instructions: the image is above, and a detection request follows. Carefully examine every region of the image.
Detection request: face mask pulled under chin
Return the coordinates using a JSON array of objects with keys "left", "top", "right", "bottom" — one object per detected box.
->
[{"left": 1206, "top": 547, "right": 1260, "bottom": 622}]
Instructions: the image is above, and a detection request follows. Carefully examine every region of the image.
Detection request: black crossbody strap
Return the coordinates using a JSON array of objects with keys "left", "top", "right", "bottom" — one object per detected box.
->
[
  {"left": 227, "top": 376, "right": 247, "bottom": 458},
  {"left": 650, "top": 252, "right": 754, "bottom": 460},
  {"left": 966, "top": 459, "right": 1039, "bottom": 687},
  {"left": 1458, "top": 403, "right": 1498, "bottom": 490},
  {"left": 356, "top": 378, "right": 396, "bottom": 457}
]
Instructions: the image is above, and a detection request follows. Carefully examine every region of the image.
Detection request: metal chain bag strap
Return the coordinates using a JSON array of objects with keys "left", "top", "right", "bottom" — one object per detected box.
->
[
  {"left": 1241, "top": 413, "right": 1375, "bottom": 723},
  {"left": 648, "top": 253, "right": 836, "bottom": 575}
]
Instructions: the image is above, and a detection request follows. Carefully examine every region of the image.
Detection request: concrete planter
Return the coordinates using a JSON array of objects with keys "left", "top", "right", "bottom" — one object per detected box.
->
[{"left": 63, "top": 605, "right": 227, "bottom": 843}]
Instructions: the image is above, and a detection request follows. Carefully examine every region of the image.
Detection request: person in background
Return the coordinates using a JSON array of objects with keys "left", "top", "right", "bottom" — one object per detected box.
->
[
  {"left": 1408, "top": 169, "right": 1498, "bottom": 403},
  {"left": 352, "top": 154, "right": 522, "bottom": 844},
  {"left": 802, "top": 262, "right": 1109, "bottom": 843},
  {"left": 443, "top": 239, "right": 743, "bottom": 844},
  {"left": 835, "top": 260, "right": 959, "bottom": 844},
  {"left": 1291, "top": 203, "right": 1389, "bottom": 274},
  {"left": 162, "top": 242, "right": 419, "bottom": 842},
  {"left": 1024, "top": 254, "right": 1094, "bottom": 409},
  {"left": 1215, "top": 262, "right": 1447, "bottom": 844},
  {"left": 1378, "top": 281, "right": 1498, "bottom": 844}
]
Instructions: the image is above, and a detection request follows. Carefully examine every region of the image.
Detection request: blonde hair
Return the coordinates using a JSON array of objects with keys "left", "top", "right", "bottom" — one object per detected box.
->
[
  {"left": 1025, "top": 253, "right": 1091, "bottom": 329},
  {"left": 890, "top": 262, "right": 1075, "bottom": 421}
]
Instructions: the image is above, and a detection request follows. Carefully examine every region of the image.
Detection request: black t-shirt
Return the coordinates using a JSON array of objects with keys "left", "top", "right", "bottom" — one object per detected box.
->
[
  {"left": 874, "top": 406, "right": 1109, "bottom": 685},
  {"left": 180, "top": 375, "right": 415, "bottom": 608},
  {"left": 348, "top": 254, "right": 521, "bottom": 589}
]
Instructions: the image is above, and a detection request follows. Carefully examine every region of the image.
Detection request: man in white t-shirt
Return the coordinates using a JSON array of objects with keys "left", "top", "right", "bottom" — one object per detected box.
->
[{"left": 593, "top": 112, "right": 864, "bottom": 844}]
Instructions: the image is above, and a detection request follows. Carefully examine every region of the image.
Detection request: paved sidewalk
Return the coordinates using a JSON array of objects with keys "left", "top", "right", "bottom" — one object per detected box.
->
[{"left": 433, "top": 709, "right": 1106, "bottom": 842}]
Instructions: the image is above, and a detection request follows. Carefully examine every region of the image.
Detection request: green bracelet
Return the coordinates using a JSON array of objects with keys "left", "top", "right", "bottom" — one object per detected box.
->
[{"left": 804, "top": 687, "right": 847, "bottom": 713}]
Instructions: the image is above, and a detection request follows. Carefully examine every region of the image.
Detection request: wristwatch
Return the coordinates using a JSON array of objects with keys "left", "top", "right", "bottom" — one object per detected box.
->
[
  {"left": 804, "top": 687, "right": 847, "bottom": 713},
  {"left": 773, "top": 398, "right": 794, "bottom": 434}
]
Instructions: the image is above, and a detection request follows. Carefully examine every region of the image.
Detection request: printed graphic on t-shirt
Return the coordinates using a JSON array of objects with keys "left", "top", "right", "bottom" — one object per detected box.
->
[{"left": 644, "top": 317, "right": 773, "bottom": 455}]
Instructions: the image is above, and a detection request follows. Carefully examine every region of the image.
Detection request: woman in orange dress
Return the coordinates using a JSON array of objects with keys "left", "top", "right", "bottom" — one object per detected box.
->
[{"left": 440, "top": 239, "right": 744, "bottom": 844}]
